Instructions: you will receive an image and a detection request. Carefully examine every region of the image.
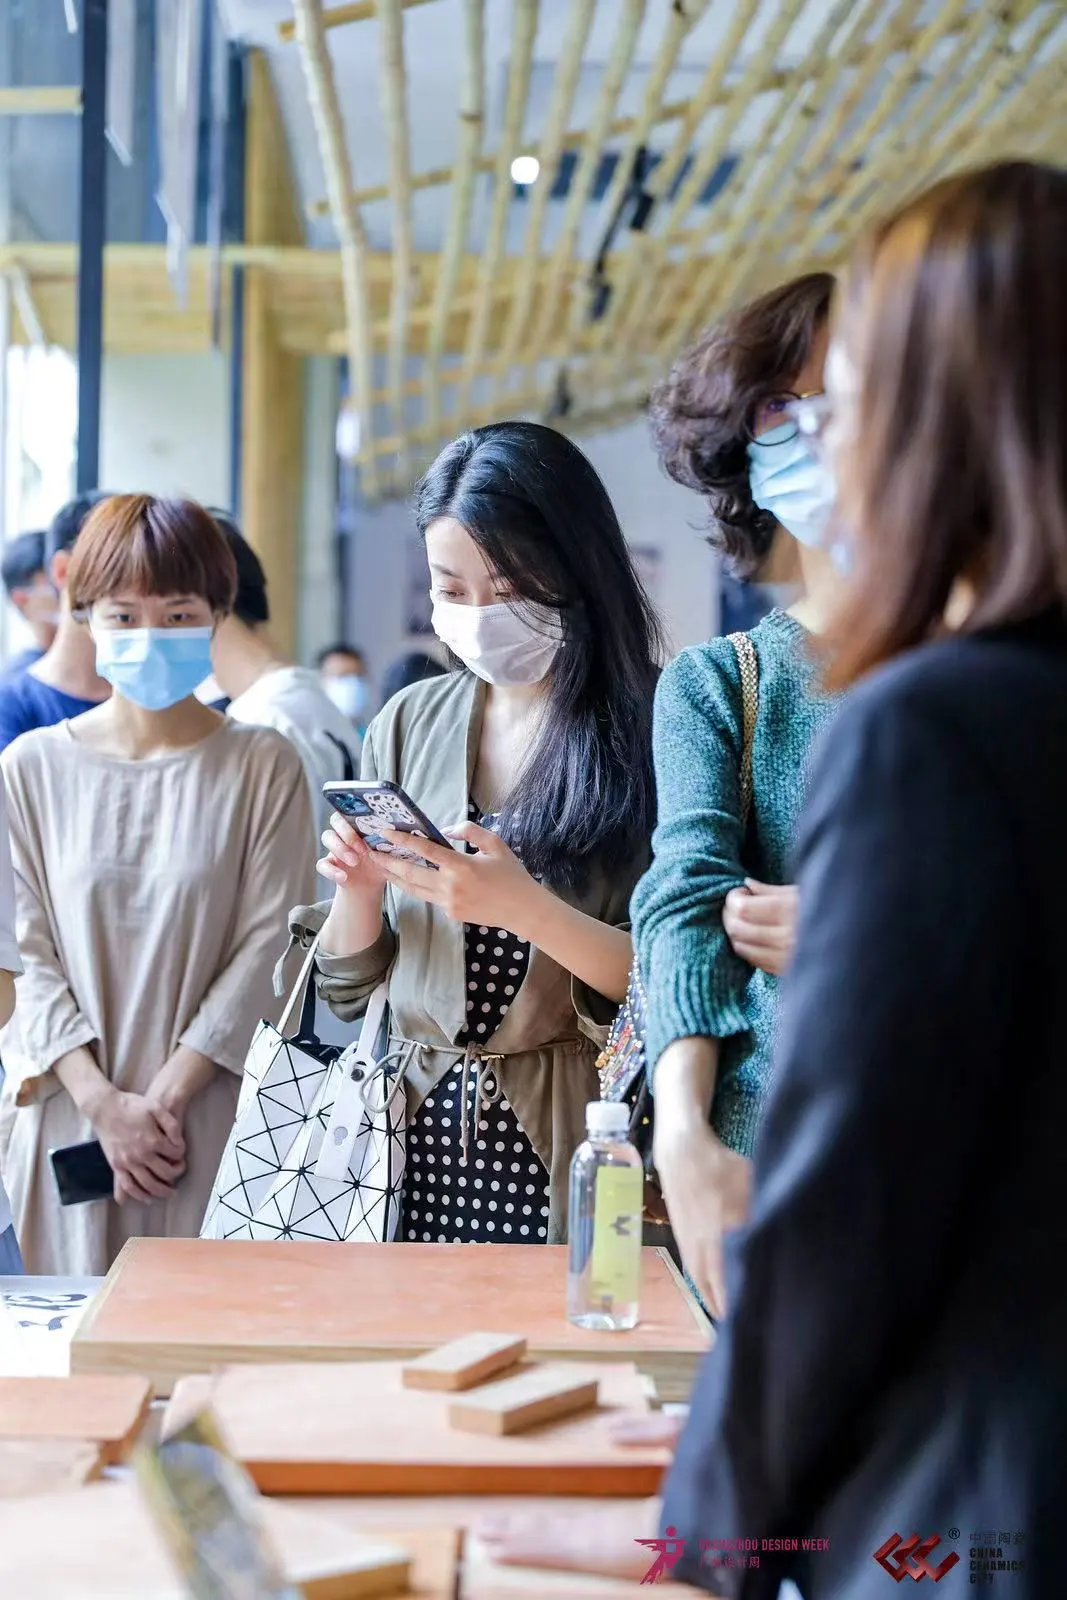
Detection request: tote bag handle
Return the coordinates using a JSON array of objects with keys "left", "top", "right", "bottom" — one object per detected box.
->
[{"left": 277, "top": 934, "right": 323, "bottom": 1038}]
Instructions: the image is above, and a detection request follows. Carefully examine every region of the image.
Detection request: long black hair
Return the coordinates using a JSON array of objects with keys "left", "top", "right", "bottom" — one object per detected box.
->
[{"left": 414, "top": 421, "right": 663, "bottom": 892}]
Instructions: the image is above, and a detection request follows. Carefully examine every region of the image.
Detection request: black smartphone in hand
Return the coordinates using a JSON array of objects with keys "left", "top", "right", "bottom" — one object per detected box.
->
[{"left": 50, "top": 1139, "right": 114, "bottom": 1206}]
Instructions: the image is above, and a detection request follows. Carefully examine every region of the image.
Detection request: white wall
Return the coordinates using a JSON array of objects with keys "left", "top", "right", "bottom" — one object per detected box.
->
[
  {"left": 343, "top": 417, "right": 720, "bottom": 694},
  {"left": 100, "top": 352, "right": 230, "bottom": 506}
]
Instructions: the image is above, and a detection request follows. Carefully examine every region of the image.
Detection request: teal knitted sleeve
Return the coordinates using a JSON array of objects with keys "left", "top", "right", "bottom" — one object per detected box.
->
[{"left": 631, "top": 640, "right": 754, "bottom": 1072}]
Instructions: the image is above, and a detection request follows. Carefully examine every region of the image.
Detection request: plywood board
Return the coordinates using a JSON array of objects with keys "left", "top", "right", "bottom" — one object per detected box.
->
[
  {"left": 0, "top": 1374, "right": 151, "bottom": 1462},
  {"left": 447, "top": 1365, "right": 599, "bottom": 1437},
  {"left": 402, "top": 1331, "right": 526, "bottom": 1392},
  {"left": 162, "top": 1359, "right": 668, "bottom": 1497},
  {"left": 71, "top": 1240, "right": 709, "bottom": 1401},
  {"left": 0, "top": 1480, "right": 458, "bottom": 1598},
  {"left": 0, "top": 1438, "right": 103, "bottom": 1497},
  {"left": 464, "top": 1532, "right": 711, "bottom": 1598}
]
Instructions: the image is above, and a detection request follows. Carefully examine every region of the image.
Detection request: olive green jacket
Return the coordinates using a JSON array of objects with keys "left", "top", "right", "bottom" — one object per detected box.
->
[{"left": 287, "top": 669, "right": 646, "bottom": 1242}]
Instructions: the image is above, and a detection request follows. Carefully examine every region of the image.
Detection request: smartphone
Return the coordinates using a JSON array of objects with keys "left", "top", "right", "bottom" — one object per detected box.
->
[
  {"left": 322, "top": 780, "right": 451, "bottom": 869},
  {"left": 50, "top": 1139, "right": 114, "bottom": 1206}
]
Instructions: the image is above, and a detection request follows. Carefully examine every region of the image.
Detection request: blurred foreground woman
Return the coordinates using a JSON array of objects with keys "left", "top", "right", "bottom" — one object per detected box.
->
[
  {"left": 482, "top": 159, "right": 1067, "bottom": 1597},
  {"left": 660, "top": 158, "right": 1067, "bottom": 1596},
  {"left": 0, "top": 496, "right": 311, "bottom": 1275}
]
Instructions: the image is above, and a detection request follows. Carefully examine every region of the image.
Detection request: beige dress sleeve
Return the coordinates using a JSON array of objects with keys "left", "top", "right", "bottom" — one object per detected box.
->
[{"left": 180, "top": 737, "right": 314, "bottom": 1073}]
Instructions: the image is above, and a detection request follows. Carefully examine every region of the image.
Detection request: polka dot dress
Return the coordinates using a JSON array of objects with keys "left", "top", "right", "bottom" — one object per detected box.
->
[{"left": 401, "top": 802, "right": 551, "bottom": 1243}]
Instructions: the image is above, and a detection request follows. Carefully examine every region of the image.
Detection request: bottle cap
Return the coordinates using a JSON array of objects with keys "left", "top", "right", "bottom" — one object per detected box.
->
[{"left": 586, "top": 1100, "right": 630, "bottom": 1139}]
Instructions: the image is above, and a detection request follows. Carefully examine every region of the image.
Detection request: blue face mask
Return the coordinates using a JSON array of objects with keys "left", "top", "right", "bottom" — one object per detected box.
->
[
  {"left": 747, "top": 423, "right": 842, "bottom": 560},
  {"left": 93, "top": 627, "right": 215, "bottom": 711}
]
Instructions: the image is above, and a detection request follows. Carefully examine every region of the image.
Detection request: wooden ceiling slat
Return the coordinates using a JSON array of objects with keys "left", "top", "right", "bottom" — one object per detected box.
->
[
  {"left": 289, "top": 0, "right": 379, "bottom": 492},
  {"left": 423, "top": 0, "right": 484, "bottom": 444},
  {"left": 524, "top": 0, "right": 647, "bottom": 415},
  {"left": 702, "top": 0, "right": 977, "bottom": 327},
  {"left": 278, "top": 0, "right": 436, "bottom": 43},
  {"left": 584, "top": 0, "right": 783, "bottom": 402},
  {"left": 453, "top": 0, "right": 539, "bottom": 420},
  {"left": 493, "top": 0, "right": 598, "bottom": 386},
  {"left": 377, "top": 0, "right": 415, "bottom": 467}
]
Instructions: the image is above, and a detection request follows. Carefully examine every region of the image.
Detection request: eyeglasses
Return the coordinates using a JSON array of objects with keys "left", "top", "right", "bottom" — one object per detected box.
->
[{"left": 745, "top": 389, "right": 825, "bottom": 444}]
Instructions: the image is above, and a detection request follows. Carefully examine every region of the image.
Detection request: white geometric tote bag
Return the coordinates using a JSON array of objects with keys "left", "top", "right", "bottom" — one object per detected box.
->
[{"left": 201, "top": 938, "right": 406, "bottom": 1243}]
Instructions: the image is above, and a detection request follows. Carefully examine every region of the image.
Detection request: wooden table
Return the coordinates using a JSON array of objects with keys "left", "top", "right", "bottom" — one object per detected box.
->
[{"left": 71, "top": 1239, "right": 711, "bottom": 1402}]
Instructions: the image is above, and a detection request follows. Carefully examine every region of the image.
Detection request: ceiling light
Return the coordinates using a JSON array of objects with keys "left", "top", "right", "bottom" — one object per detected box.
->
[{"left": 510, "top": 156, "right": 540, "bottom": 186}]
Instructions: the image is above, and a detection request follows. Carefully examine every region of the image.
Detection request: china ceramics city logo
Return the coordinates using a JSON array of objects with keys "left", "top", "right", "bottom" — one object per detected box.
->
[{"left": 873, "top": 1533, "right": 960, "bottom": 1582}]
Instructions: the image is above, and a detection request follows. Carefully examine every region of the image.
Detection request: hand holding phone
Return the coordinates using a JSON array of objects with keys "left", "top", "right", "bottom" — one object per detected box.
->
[
  {"left": 92, "top": 1088, "right": 186, "bottom": 1204},
  {"left": 322, "top": 781, "right": 451, "bottom": 871}
]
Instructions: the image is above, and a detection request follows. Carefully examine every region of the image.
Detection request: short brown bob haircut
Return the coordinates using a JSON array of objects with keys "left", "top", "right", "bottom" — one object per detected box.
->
[
  {"left": 649, "top": 272, "right": 835, "bottom": 579},
  {"left": 67, "top": 494, "right": 238, "bottom": 615},
  {"left": 828, "top": 160, "right": 1067, "bottom": 690}
]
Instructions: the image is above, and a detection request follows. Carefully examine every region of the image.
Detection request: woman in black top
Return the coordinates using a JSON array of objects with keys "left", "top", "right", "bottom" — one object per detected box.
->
[{"left": 480, "top": 159, "right": 1067, "bottom": 1599}]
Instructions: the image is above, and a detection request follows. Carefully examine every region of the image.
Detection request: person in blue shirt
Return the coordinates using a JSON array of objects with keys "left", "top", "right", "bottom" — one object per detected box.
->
[
  {"left": 0, "top": 494, "right": 112, "bottom": 752},
  {"left": 0, "top": 530, "right": 56, "bottom": 681}
]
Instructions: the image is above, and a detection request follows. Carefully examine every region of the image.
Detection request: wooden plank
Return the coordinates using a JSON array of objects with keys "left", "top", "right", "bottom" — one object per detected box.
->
[
  {"left": 402, "top": 1331, "right": 526, "bottom": 1392},
  {"left": 279, "top": 0, "right": 438, "bottom": 42},
  {"left": 160, "top": 1359, "right": 666, "bottom": 1497},
  {"left": 71, "top": 1240, "right": 710, "bottom": 1401},
  {"left": 0, "top": 86, "right": 81, "bottom": 115},
  {"left": 0, "top": 1480, "right": 457, "bottom": 1598},
  {"left": 241, "top": 51, "right": 305, "bottom": 655},
  {"left": 0, "top": 1374, "right": 151, "bottom": 1463},
  {"left": 448, "top": 1364, "right": 600, "bottom": 1438},
  {"left": 0, "top": 1439, "right": 103, "bottom": 1498}
]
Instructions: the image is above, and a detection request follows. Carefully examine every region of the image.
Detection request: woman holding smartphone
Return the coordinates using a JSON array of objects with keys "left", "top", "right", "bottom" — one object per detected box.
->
[
  {"left": 0, "top": 494, "right": 312, "bottom": 1275},
  {"left": 293, "top": 421, "right": 661, "bottom": 1243}
]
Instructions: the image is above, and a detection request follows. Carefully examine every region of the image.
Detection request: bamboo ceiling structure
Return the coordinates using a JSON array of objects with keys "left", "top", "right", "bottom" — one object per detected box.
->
[{"left": 4, "top": 0, "right": 1066, "bottom": 503}]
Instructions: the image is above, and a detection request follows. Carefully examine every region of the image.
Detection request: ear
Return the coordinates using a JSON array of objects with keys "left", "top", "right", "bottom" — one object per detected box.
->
[
  {"left": 50, "top": 549, "right": 69, "bottom": 589},
  {"left": 8, "top": 586, "right": 29, "bottom": 610}
]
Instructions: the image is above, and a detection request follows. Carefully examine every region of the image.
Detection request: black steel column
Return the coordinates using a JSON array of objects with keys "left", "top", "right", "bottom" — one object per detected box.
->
[{"left": 76, "top": 0, "right": 109, "bottom": 494}]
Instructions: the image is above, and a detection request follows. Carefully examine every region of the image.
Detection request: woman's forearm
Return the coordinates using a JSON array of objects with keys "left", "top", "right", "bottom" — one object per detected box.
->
[
  {"left": 148, "top": 1045, "right": 217, "bottom": 1116},
  {"left": 652, "top": 1036, "right": 719, "bottom": 1141},
  {"left": 54, "top": 1045, "right": 113, "bottom": 1121},
  {"left": 517, "top": 884, "right": 631, "bottom": 1003},
  {"left": 320, "top": 882, "right": 386, "bottom": 958}
]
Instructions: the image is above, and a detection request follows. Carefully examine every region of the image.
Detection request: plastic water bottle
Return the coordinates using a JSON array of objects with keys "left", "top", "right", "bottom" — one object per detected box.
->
[{"left": 567, "top": 1101, "right": 643, "bottom": 1330}]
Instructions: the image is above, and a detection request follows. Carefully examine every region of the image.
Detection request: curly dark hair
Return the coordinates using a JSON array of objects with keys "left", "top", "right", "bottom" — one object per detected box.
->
[{"left": 649, "top": 272, "right": 835, "bottom": 578}]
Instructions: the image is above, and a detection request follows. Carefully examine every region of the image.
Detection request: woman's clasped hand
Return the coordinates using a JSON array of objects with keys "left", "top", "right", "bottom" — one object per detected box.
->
[
  {"left": 86, "top": 1084, "right": 186, "bottom": 1205},
  {"left": 722, "top": 878, "right": 800, "bottom": 976}
]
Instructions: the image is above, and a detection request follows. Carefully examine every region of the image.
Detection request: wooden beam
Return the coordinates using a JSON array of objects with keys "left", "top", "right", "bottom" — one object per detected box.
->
[
  {"left": 304, "top": 96, "right": 697, "bottom": 217},
  {"left": 423, "top": 0, "right": 484, "bottom": 442},
  {"left": 376, "top": 0, "right": 415, "bottom": 463},
  {"left": 240, "top": 52, "right": 306, "bottom": 656},
  {"left": 290, "top": 0, "right": 379, "bottom": 494},
  {"left": 454, "top": 0, "right": 539, "bottom": 417},
  {"left": 0, "top": 86, "right": 81, "bottom": 115},
  {"left": 278, "top": 0, "right": 436, "bottom": 42}
]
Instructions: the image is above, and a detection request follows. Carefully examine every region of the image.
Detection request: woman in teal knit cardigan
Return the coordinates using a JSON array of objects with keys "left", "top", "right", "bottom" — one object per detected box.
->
[{"left": 632, "top": 273, "right": 844, "bottom": 1317}]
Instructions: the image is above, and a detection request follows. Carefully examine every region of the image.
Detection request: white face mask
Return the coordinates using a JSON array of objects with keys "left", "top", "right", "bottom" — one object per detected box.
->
[
  {"left": 322, "top": 673, "right": 369, "bottom": 722},
  {"left": 431, "top": 598, "right": 563, "bottom": 687}
]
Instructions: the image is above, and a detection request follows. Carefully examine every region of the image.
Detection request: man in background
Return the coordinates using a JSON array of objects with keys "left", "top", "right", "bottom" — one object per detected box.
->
[
  {"left": 0, "top": 494, "right": 111, "bottom": 753},
  {"left": 316, "top": 641, "right": 371, "bottom": 734},
  {"left": 209, "top": 514, "right": 360, "bottom": 836},
  {"left": 0, "top": 531, "right": 57, "bottom": 680}
]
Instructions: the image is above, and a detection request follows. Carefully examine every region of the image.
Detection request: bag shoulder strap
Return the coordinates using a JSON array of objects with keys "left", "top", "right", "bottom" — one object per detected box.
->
[{"left": 726, "top": 631, "right": 760, "bottom": 828}]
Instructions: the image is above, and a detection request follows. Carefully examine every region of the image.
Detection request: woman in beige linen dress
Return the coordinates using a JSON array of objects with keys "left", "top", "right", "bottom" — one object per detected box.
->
[{"left": 0, "top": 494, "right": 313, "bottom": 1276}]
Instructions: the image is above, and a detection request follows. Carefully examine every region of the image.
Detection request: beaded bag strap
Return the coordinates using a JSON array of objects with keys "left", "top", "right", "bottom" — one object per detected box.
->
[{"left": 726, "top": 631, "right": 759, "bottom": 829}]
